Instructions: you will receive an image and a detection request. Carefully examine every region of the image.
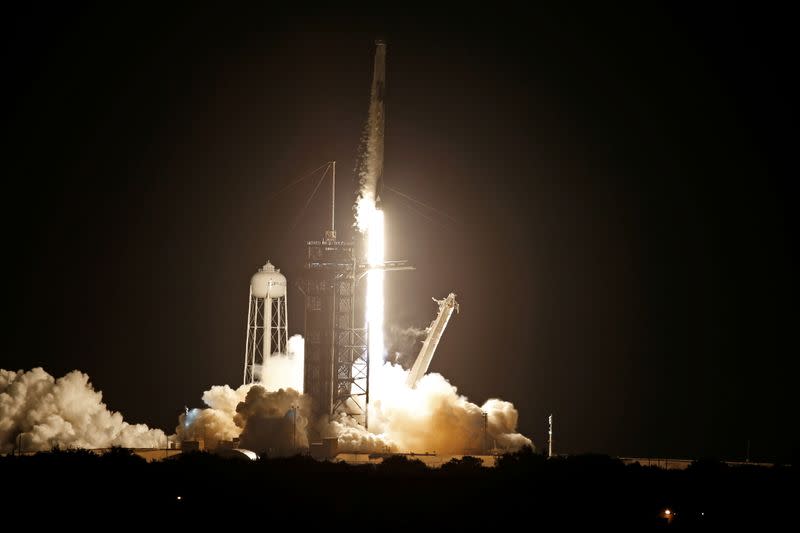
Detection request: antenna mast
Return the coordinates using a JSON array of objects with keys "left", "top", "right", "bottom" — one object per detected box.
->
[{"left": 324, "top": 161, "right": 336, "bottom": 241}]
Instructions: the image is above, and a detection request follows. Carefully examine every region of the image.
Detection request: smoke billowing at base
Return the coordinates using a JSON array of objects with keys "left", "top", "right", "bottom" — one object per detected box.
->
[
  {"left": 177, "top": 335, "right": 311, "bottom": 456},
  {"left": 323, "top": 363, "right": 531, "bottom": 454},
  {"left": 254, "top": 334, "right": 305, "bottom": 394},
  {"left": 1, "top": 358, "right": 530, "bottom": 457},
  {"left": 179, "top": 349, "right": 531, "bottom": 456},
  {"left": 0, "top": 368, "right": 166, "bottom": 453},
  {"left": 177, "top": 382, "right": 310, "bottom": 456}
]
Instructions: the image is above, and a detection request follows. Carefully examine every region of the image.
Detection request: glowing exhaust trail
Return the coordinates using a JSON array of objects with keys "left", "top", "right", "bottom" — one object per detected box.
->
[{"left": 366, "top": 206, "right": 385, "bottom": 390}]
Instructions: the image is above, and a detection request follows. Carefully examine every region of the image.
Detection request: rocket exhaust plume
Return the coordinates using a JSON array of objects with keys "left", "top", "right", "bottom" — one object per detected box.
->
[
  {"left": 0, "top": 367, "right": 166, "bottom": 453},
  {"left": 343, "top": 40, "right": 533, "bottom": 454},
  {"left": 356, "top": 40, "right": 389, "bottom": 397},
  {"left": 367, "top": 208, "right": 385, "bottom": 384}
]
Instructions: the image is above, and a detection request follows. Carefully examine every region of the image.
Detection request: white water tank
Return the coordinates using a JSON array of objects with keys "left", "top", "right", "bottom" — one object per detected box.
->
[{"left": 250, "top": 261, "right": 287, "bottom": 299}]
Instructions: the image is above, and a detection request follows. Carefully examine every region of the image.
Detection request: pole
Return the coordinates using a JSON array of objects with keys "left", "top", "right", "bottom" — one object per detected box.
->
[
  {"left": 482, "top": 411, "right": 488, "bottom": 453},
  {"left": 331, "top": 161, "right": 336, "bottom": 234},
  {"left": 243, "top": 287, "right": 253, "bottom": 385},
  {"left": 548, "top": 414, "right": 553, "bottom": 458},
  {"left": 265, "top": 285, "right": 273, "bottom": 360}
]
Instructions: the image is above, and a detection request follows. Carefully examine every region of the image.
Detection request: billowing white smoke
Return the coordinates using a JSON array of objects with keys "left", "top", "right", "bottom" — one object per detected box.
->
[
  {"left": 235, "top": 385, "right": 310, "bottom": 454},
  {"left": 176, "top": 383, "right": 310, "bottom": 456},
  {"left": 325, "top": 411, "right": 394, "bottom": 453},
  {"left": 324, "top": 362, "right": 532, "bottom": 454},
  {"left": 175, "top": 383, "right": 248, "bottom": 447},
  {"left": 0, "top": 367, "right": 166, "bottom": 453},
  {"left": 255, "top": 334, "right": 304, "bottom": 393},
  {"left": 177, "top": 336, "right": 308, "bottom": 455}
]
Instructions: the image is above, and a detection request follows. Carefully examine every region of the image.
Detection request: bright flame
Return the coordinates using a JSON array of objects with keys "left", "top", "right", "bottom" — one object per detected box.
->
[{"left": 366, "top": 206, "right": 385, "bottom": 392}]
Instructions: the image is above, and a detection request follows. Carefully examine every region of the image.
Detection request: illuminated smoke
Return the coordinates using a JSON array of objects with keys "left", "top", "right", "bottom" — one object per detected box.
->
[
  {"left": 368, "top": 364, "right": 531, "bottom": 453},
  {"left": 255, "top": 334, "right": 305, "bottom": 393},
  {"left": 0, "top": 367, "right": 166, "bottom": 453},
  {"left": 323, "top": 412, "right": 395, "bottom": 453},
  {"left": 176, "top": 383, "right": 309, "bottom": 456},
  {"left": 235, "top": 385, "right": 310, "bottom": 454},
  {"left": 175, "top": 383, "right": 249, "bottom": 448},
  {"left": 323, "top": 363, "right": 532, "bottom": 454},
  {"left": 176, "top": 340, "right": 308, "bottom": 455}
]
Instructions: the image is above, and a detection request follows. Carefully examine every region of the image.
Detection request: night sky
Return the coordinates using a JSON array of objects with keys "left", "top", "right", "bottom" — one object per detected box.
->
[{"left": 3, "top": 5, "right": 797, "bottom": 462}]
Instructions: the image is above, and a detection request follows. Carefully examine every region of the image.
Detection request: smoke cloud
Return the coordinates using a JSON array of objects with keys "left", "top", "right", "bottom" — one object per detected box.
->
[
  {"left": 0, "top": 367, "right": 166, "bottom": 453},
  {"left": 235, "top": 385, "right": 310, "bottom": 454},
  {"left": 176, "top": 383, "right": 310, "bottom": 456},
  {"left": 386, "top": 325, "right": 428, "bottom": 368},
  {"left": 175, "top": 383, "right": 248, "bottom": 448},
  {"left": 323, "top": 412, "right": 395, "bottom": 453},
  {"left": 324, "top": 362, "right": 532, "bottom": 454},
  {"left": 176, "top": 351, "right": 531, "bottom": 457},
  {"left": 256, "top": 334, "right": 304, "bottom": 392},
  {"left": 177, "top": 336, "right": 308, "bottom": 455}
]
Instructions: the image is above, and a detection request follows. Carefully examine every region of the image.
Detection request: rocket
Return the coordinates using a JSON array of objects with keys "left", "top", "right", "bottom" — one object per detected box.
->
[{"left": 369, "top": 40, "right": 386, "bottom": 208}]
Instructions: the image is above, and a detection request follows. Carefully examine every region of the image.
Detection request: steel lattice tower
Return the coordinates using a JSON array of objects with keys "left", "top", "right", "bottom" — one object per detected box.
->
[{"left": 301, "top": 236, "right": 370, "bottom": 426}]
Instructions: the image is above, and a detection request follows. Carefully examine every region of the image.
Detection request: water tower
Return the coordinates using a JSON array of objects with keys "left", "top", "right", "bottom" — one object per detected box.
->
[{"left": 243, "top": 260, "right": 288, "bottom": 385}]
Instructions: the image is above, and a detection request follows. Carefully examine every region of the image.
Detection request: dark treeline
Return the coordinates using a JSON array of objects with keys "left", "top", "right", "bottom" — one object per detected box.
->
[{"left": 1, "top": 447, "right": 795, "bottom": 529}]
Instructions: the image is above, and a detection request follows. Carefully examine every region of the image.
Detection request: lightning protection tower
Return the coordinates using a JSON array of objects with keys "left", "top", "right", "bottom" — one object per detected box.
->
[{"left": 243, "top": 261, "right": 288, "bottom": 385}]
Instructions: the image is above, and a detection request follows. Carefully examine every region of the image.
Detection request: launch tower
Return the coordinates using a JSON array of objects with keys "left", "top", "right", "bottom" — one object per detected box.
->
[
  {"left": 302, "top": 40, "right": 411, "bottom": 428},
  {"left": 301, "top": 233, "right": 369, "bottom": 425}
]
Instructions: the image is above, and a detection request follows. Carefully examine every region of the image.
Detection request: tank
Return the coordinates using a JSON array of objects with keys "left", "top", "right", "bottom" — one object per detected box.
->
[{"left": 250, "top": 261, "right": 287, "bottom": 299}]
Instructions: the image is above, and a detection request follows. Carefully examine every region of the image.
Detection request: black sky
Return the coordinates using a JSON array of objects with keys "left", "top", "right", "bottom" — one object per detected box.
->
[{"left": 3, "top": 5, "right": 797, "bottom": 462}]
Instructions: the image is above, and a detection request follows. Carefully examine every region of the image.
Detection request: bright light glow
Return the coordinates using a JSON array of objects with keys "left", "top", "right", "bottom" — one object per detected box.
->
[
  {"left": 664, "top": 509, "right": 671, "bottom": 516},
  {"left": 366, "top": 206, "right": 385, "bottom": 392}
]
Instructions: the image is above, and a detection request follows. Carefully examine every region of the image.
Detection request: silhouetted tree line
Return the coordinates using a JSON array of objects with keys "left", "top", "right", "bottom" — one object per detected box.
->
[{"left": 0, "top": 446, "right": 795, "bottom": 529}]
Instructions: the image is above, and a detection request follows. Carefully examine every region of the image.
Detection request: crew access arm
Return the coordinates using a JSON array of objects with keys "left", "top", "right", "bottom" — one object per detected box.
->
[{"left": 406, "top": 293, "right": 459, "bottom": 388}]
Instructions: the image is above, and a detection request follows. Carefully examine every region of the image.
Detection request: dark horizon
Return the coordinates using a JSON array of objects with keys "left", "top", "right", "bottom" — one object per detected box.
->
[{"left": 3, "top": 5, "right": 797, "bottom": 462}]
